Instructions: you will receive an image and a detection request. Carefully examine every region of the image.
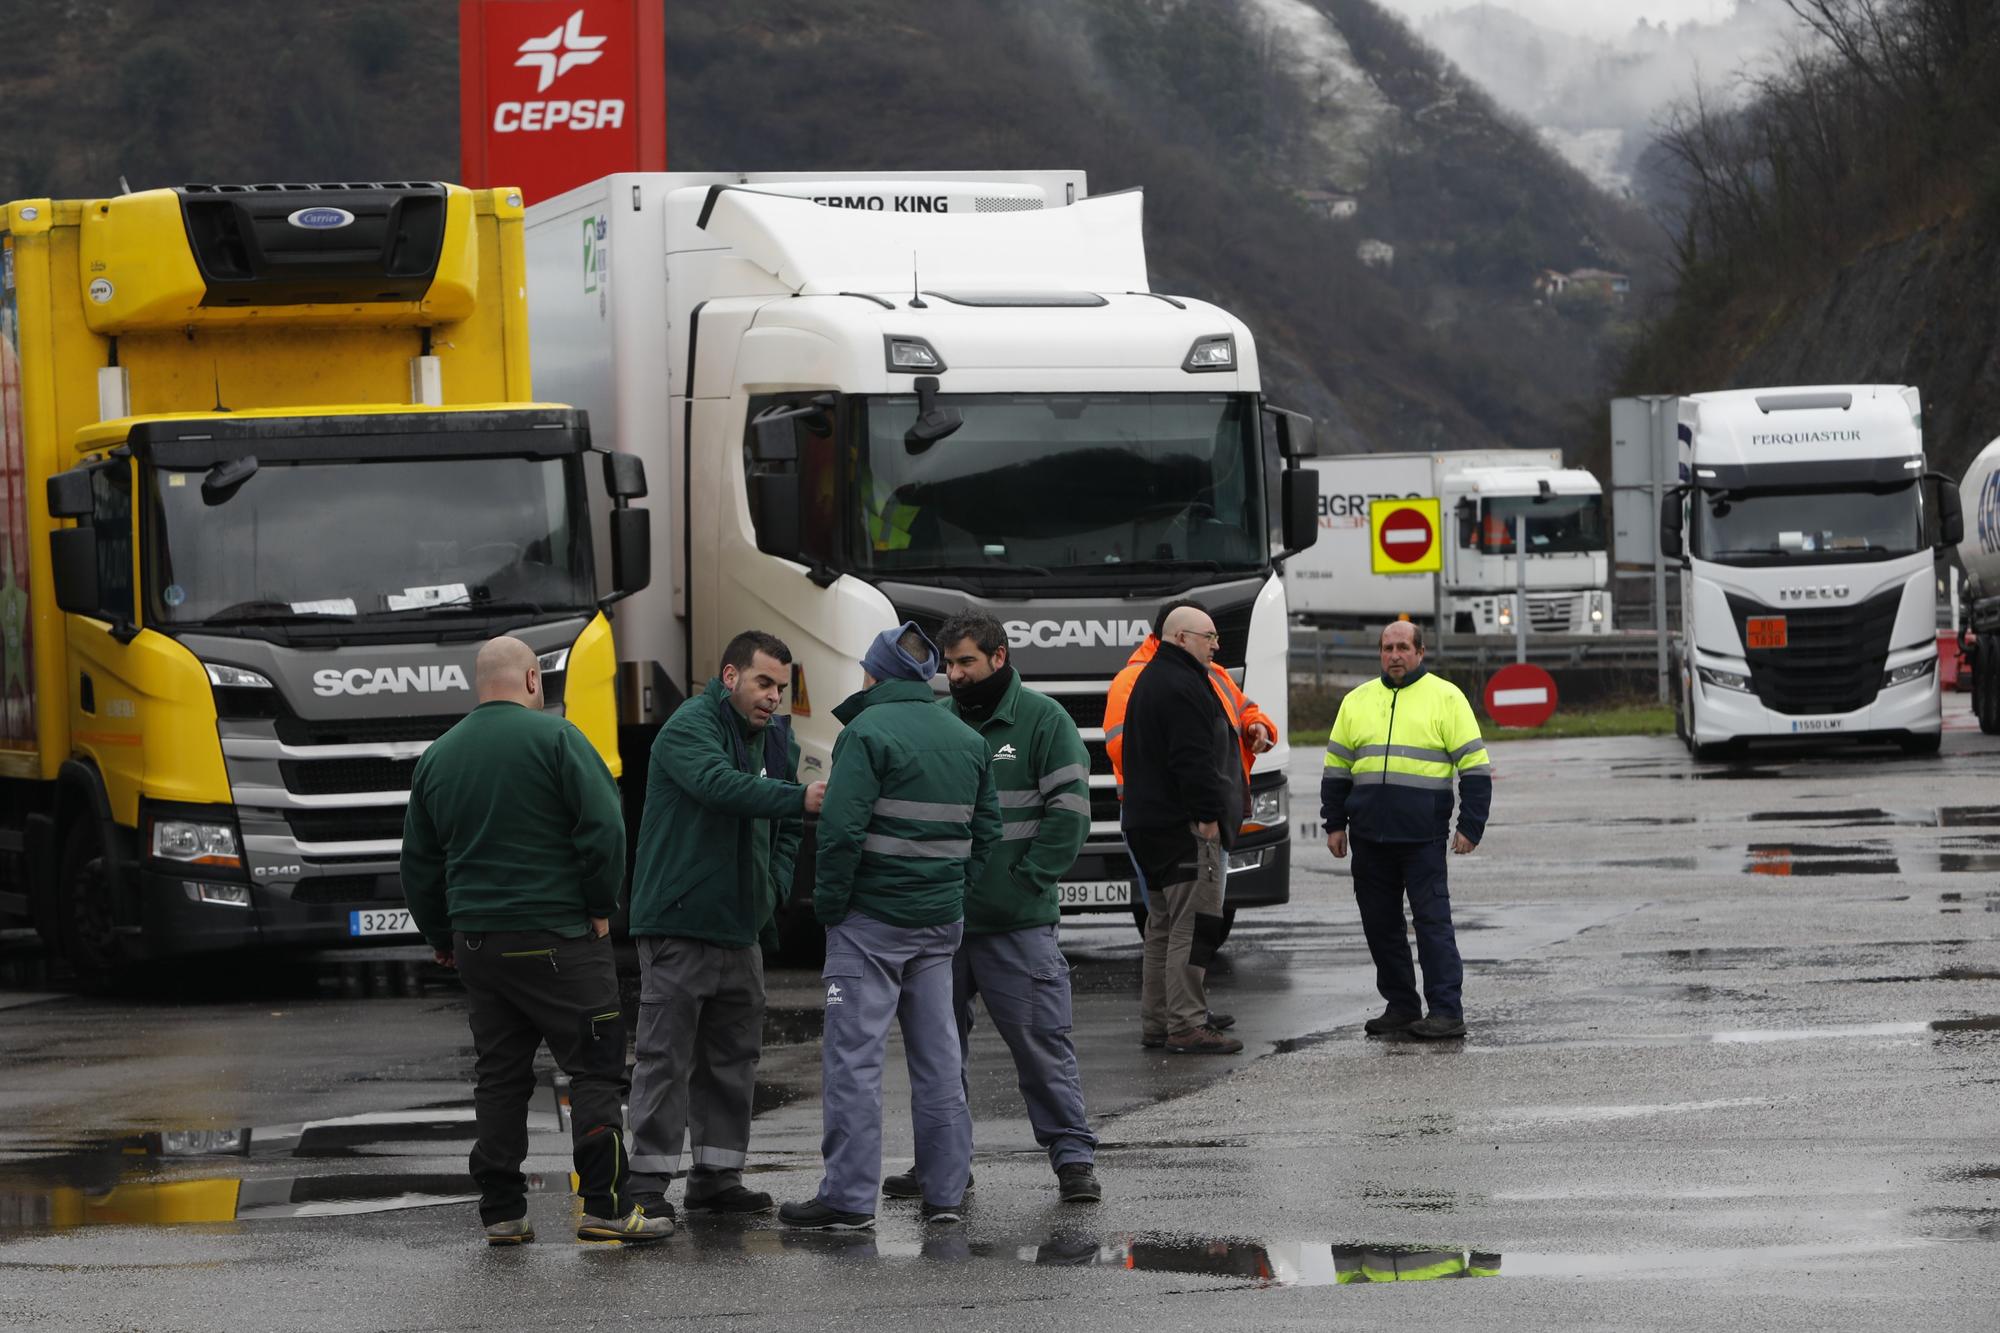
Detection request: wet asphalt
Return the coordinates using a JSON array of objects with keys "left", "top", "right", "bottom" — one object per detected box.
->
[{"left": 1, "top": 697, "right": 1997, "bottom": 1330}]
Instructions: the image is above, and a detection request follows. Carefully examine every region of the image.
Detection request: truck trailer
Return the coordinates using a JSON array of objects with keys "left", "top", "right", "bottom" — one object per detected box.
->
[
  {"left": 1956, "top": 434, "right": 2000, "bottom": 734},
  {"left": 1285, "top": 450, "right": 1611, "bottom": 635},
  {"left": 0, "top": 182, "right": 648, "bottom": 983},
  {"left": 523, "top": 172, "right": 1319, "bottom": 946},
  {"left": 1660, "top": 385, "right": 1961, "bottom": 758}
]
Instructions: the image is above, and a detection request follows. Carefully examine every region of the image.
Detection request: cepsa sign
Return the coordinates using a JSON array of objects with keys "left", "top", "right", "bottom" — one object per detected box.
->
[{"left": 458, "top": 0, "right": 666, "bottom": 204}]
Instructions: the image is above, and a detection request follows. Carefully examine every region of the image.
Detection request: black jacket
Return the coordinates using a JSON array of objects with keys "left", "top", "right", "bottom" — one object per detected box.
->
[{"left": 1118, "top": 641, "right": 1245, "bottom": 846}]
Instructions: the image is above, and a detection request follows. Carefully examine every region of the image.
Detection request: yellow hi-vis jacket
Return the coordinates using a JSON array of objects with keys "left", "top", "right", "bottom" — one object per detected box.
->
[{"left": 1320, "top": 668, "right": 1492, "bottom": 844}]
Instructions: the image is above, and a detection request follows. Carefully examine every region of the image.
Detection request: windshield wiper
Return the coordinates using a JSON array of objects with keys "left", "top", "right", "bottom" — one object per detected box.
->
[
  {"left": 397, "top": 598, "right": 557, "bottom": 618},
  {"left": 203, "top": 599, "right": 357, "bottom": 625},
  {"left": 900, "top": 563, "right": 1054, "bottom": 579},
  {"left": 1087, "top": 559, "right": 1228, "bottom": 574}
]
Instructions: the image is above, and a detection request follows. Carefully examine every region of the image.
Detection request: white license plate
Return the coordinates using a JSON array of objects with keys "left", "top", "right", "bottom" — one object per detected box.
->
[
  {"left": 1058, "top": 880, "right": 1133, "bottom": 908},
  {"left": 348, "top": 908, "right": 417, "bottom": 937},
  {"left": 1791, "top": 718, "right": 1844, "bottom": 733}
]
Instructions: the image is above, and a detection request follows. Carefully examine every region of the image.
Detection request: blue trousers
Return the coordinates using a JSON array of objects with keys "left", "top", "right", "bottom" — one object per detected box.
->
[
  {"left": 953, "top": 924, "right": 1096, "bottom": 1171},
  {"left": 816, "top": 912, "right": 973, "bottom": 1213},
  {"left": 1350, "top": 837, "right": 1464, "bottom": 1019}
]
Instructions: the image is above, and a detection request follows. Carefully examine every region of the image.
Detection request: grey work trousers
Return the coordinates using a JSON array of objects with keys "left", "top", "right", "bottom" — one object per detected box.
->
[
  {"left": 954, "top": 924, "right": 1096, "bottom": 1170},
  {"left": 816, "top": 912, "right": 972, "bottom": 1214},
  {"left": 1137, "top": 833, "right": 1226, "bottom": 1039},
  {"left": 626, "top": 936, "right": 766, "bottom": 1200}
]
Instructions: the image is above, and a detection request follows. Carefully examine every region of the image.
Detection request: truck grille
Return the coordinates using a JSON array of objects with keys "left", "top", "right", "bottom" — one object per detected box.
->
[
  {"left": 1527, "top": 595, "right": 1576, "bottom": 632},
  {"left": 1725, "top": 587, "right": 1903, "bottom": 716},
  {"left": 280, "top": 757, "right": 419, "bottom": 795},
  {"left": 292, "top": 875, "right": 402, "bottom": 905},
  {"left": 274, "top": 715, "right": 458, "bottom": 747},
  {"left": 285, "top": 808, "right": 408, "bottom": 845}
]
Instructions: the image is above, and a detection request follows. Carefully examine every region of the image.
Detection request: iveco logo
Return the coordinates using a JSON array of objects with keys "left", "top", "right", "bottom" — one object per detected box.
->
[
  {"left": 1005, "top": 618, "right": 1152, "bottom": 650},
  {"left": 287, "top": 207, "right": 355, "bottom": 231},
  {"left": 312, "top": 664, "right": 470, "bottom": 697},
  {"left": 1777, "top": 586, "right": 1849, "bottom": 602}
]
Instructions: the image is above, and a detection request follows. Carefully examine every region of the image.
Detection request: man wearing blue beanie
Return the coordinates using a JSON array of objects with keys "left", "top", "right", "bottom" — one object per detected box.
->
[{"left": 779, "top": 622, "right": 1002, "bottom": 1231}]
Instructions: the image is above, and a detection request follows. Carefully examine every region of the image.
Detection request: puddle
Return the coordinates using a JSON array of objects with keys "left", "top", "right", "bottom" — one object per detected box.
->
[
  {"left": 0, "top": 1166, "right": 565, "bottom": 1230},
  {"left": 1711, "top": 1022, "right": 1929, "bottom": 1044}
]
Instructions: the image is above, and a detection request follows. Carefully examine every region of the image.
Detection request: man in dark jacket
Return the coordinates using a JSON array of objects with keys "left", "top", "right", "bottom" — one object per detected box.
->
[
  {"left": 1118, "top": 606, "right": 1246, "bottom": 1055},
  {"left": 779, "top": 622, "right": 1002, "bottom": 1232},
  {"left": 402, "top": 635, "right": 667, "bottom": 1245},
  {"left": 625, "top": 631, "right": 826, "bottom": 1219}
]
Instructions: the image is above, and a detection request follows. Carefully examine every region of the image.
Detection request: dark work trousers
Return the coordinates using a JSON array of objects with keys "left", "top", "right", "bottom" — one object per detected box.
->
[
  {"left": 1349, "top": 837, "right": 1464, "bottom": 1019},
  {"left": 626, "top": 936, "right": 766, "bottom": 1203},
  {"left": 454, "top": 929, "right": 630, "bottom": 1225},
  {"left": 1128, "top": 825, "right": 1228, "bottom": 1039},
  {"left": 952, "top": 924, "right": 1096, "bottom": 1172}
]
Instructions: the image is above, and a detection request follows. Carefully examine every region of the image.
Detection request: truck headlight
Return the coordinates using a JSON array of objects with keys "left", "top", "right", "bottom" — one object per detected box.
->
[
  {"left": 1497, "top": 602, "right": 1514, "bottom": 627},
  {"left": 1589, "top": 604, "right": 1605, "bottom": 623},
  {"left": 1697, "top": 665, "right": 1754, "bottom": 694},
  {"left": 536, "top": 647, "right": 571, "bottom": 674},
  {"left": 204, "top": 662, "right": 272, "bottom": 689},
  {"left": 1883, "top": 658, "right": 1935, "bottom": 687},
  {"left": 1244, "top": 787, "right": 1288, "bottom": 832},
  {"left": 153, "top": 818, "right": 241, "bottom": 868}
]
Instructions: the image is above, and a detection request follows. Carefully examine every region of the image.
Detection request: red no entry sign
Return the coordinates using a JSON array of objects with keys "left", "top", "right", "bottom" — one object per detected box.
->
[
  {"left": 1379, "top": 507, "right": 1434, "bottom": 565},
  {"left": 1483, "top": 663, "right": 1558, "bottom": 728}
]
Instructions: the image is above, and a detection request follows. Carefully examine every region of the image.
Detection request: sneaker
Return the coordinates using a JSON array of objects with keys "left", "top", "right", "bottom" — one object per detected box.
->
[
  {"left": 683, "top": 1184, "right": 773, "bottom": 1215},
  {"left": 882, "top": 1167, "right": 973, "bottom": 1199},
  {"left": 576, "top": 1204, "right": 673, "bottom": 1243},
  {"left": 778, "top": 1198, "right": 875, "bottom": 1231},
  {"left": 1364, "top": 1007, "right": 1422, "bottom": 1036},
  {"left": 1056, "top": 1163, "right": 1102, "bottom": 1203},
  {"left": 1165, "top": 1025, "right": 1244, "bottom": 1055},
  {"left": 483, "top": 1217, "right": 535, "bottom": 1246},
  {"left": 1409, "top": 1014, "right": 1467, "bottom": 1040},
  {"left": 921, "top": 1199, "right": 964, "bottom": 1224},
  {"left": 1207, "top": 1011, "right": 1236, "bottom": 1031}
]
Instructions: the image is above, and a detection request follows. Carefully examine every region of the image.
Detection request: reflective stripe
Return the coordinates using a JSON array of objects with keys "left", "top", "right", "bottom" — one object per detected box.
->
[
  {"left": 999, "top": 790, "right": 1043, "bottom": 808},
  {"left": 1001, "top": 820, "right": 1043, "bottom": 841},
  {"left": 1355, "top": 742, "right": 1451, "bottom": 763},
  {"left": 1453, "top": 743, "right": 1491, "bottom": 768},
  {"left": 1103, "top": 723, "right": 1124, "bottom": 741},
  {"left": 1380, "top": 771, "right": 1454, "bottom": 791},
  {"left": 872, "top": 797, "right": 974, "bottom": 822},
  {"left": 690, "top": 1145, "right": 747, "bottom": 1169},
  {"left": 862, "top": 834, "right": 971, "bottom": 858},
  {"left": 1325, "top": 740, "right": 1356, "bottom": 761},
  {"left": 628, "top": 1153, "right": 677, "bottom": 1173},
  {"left": 1045, "top": 792, "right": 1091, "bottom": 816},
  {"left": 1038, "top": 764, "right": 1088, "bottom": 793},
  {"left": 1448, "top": 736, "right": 1488, "bottom": 761}
]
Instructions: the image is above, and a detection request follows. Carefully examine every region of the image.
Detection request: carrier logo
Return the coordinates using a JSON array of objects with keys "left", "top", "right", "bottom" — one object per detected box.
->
[
  {"left": 312, "top": 664, "right": 471, "bottom": 697},
  {"left": 1006, "top": 618, "right": 1151, "bottom": 650},
  {"left": 1777, "top": 586, "right": 1850, "bottom": 602},
  {"left": 287, "top": 207, "right": 354, "bottom": 231},
  {"left": 515, "top": 9, "right": 605, "bottom": 91}
]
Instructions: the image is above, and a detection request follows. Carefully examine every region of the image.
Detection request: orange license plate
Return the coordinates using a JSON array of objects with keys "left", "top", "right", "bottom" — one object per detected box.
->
[{"left": 1746, "top": 616, "right": 1788, "bottom": 649}]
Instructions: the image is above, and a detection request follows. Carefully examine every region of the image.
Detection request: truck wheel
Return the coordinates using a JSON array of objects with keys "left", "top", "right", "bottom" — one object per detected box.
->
[
  {"left": 1980, "top": 646, "right": 2000, "bottom": 735},
  {"left": 1897, "top": 730, "right": 1942, "bottom": 756},
  {"left": 57, "top": 817, "right": 121, "bottom": 992}
]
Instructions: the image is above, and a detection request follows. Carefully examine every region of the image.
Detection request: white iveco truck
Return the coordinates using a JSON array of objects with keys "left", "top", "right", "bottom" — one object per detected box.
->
[
  {"left": 1286, "top": 450, "right": 1611, "bottom": 634},
  {"left": 524, "top": 172, "right": 1319, "bottom": 946},
  {"left": 1661, "top": 386, "right": 1962, "bottom": 758}
]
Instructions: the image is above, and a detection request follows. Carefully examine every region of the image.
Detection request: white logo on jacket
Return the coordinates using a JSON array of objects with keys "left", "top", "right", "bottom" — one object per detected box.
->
[
  {"left": 993, "top": 744, "right": 1017, "bottom": 762},
  {"left": 825, "top": 982, "right": 843, "bottom": 1005}
]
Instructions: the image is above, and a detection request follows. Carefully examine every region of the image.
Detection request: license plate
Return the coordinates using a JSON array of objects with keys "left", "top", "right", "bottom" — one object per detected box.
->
[
  {"left": 1057, "top": 880, "right": 1133, "bottom": 908},
  {"left": 1746, "top": 616, "right": 1788, "bottom": 649},
  {"left": 348, "top": 908, "right": 417, "bottom": 937},
  {"left": 1791, "top": 718, "right": 1843, "bottom": 733}
]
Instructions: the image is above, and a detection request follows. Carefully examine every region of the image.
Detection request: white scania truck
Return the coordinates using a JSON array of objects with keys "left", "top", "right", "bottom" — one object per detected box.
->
[
  {"left": 1285, "top": 450, "right": 1611, "bottom": 634},
  {"left": 524, "top": 172, "right": 1319, "bottom": 946},
  {"left": 1661, "top": 386, "right": 1962, "bottom": 758}
]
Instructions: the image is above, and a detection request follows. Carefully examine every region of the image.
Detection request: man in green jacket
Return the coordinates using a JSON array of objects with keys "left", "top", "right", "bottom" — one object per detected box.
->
[
  {"left": 779, "top": 622, "right": 1002, "bottom": 1232},
  {"left": 401, "top": 636, "right": 668, "bottom": 1246},
  {"left": 625, "top": 631, "right": 825, "bottom": 1219},
  {"left": 879, "top": 612, "right": 1101, "bottom": 1205}
]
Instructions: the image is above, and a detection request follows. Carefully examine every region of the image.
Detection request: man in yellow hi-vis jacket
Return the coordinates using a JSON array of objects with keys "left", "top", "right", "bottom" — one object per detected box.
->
[{"left": 1321, "top": 621, "right": 1493, "bottom": 1040}]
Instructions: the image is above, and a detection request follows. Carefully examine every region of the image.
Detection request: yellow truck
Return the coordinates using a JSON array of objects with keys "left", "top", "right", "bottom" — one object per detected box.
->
[{"left": 0, "top": 182, "right": 648, "bottom": 983}]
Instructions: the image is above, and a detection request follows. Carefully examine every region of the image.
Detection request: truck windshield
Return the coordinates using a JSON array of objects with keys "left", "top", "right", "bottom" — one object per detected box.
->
[
  {"left": 1692, "top": 484, "right": 1921, "bottom": 564},
  {"left": 1469, "top": 495, "right": 1605, "bottom": 555},
  {"left": 145, "top": 455, "right": 592, "bottom": 625},
  {"left": 848, "top": 392, "right": 1266, "bottom": 580}
]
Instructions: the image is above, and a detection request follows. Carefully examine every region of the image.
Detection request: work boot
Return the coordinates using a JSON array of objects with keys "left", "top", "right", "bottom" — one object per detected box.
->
[
  {"left": 483, "top": 1217, "right": 535, "bottom": 1246},
  {"left": 1364, "top": 1007, "right": 1422, "bottom": 1036},
  {"left": 1165, "top": 1025, "right": 1243, "bottom": 1055},
  {"left": 882, "top": 1167, "right": 974, "bottom": 1199},
  {"left": 1408, "top": 1013, "right": 1467, "bottom": 1040},
  {"left": 576, "top": 1204, "right": 673, "bottom": 1243},
  {"left": 1207, "top": 1011, "right": 1236, "bottom": 1031},
  {"left": 1140, "top": 1031, "right": 1168, "bottom": 1049},
  {"left": 921, "top": 1199, "right": 964, "bottom": 1225},
  {"left": 683, "top": 1184, "right": 773, "bottom": 1215},
  {"left": 1056, "top": 1162, "right": 1103, "bottom": 1203},
  {"left": 779, "top": 1198, "right": 875, "bottom": 1231}
]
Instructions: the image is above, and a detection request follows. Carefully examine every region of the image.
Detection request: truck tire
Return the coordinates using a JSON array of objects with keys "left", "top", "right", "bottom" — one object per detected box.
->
[
  {"left": 56, "top": 816, "right": 122, "bottom": 993},
  {"left": 1979, "top": 643, "right": 2000, "bottom": 735}
]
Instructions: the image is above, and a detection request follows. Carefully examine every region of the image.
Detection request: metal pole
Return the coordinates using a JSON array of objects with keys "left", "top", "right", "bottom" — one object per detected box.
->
[
  {"left": 1649, "top": 397, "right": 1669, "bottom": 705},
  {"left": 1514, "top": 514, "right": 1528, "bottom": 665},
  {"left": 1433, "top": 567, "right": 1447, "bottom": 669}
]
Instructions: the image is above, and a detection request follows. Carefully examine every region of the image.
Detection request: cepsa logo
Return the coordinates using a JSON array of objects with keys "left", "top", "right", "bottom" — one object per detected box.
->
[
  {"left": 1317, "top": 491, "right": 1421, "bottom": 529},
  {"left": 493, "top": 8, "right": 622, "bottom": 133}
]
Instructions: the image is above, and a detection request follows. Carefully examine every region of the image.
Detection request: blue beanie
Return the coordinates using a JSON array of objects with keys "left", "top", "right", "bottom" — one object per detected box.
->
[{"left": 861, "top": 621, "right": 939, "bottom": 682}]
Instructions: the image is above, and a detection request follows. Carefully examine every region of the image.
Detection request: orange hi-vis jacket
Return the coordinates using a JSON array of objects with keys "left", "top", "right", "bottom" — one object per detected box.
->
[{"left": 1104, "top": 636, "right": 1275, "bottom": 793}]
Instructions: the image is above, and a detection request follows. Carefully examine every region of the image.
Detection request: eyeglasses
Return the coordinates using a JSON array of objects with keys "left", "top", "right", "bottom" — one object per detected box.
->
[{"left": 1176, "top": 630, "right": 1220, "bottom": 643}]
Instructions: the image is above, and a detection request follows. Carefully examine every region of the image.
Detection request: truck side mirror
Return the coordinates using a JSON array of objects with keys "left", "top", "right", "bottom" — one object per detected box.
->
[
  {"left": 602, "top": 451, "right": 648, "bottom": 499},
  {"left": 750, "top": 473, "right": 802, "bottom": 563},
  {"left": 1264, "top": 405, "right": 1317, "bottom": 460},
  {"left": 47, "top": 470, "right": 93, "bottom": 519},
  {"left": 49, "top": 528, "right": 100, "bottom": 614},
  {"left": 607, "top": 507, "right": 651, "bottom": 601},
  {"left": 1927, "top": 473, "right": 1964, "bottom": 549},
  {"left": 1659, "top": 490, "right": 1684, "bottom": 562},
  {"left": 1281, "top": 467, "right": 1320, "bottom": 555}
]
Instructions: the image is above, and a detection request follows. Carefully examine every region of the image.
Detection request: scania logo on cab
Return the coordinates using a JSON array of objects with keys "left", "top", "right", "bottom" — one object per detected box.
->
[
  {"left": 1006, "top": 619, "right": 1152, "bottom": 649},
  {"left": 312, "top": 664, "right": 471, "bottom": 697}
]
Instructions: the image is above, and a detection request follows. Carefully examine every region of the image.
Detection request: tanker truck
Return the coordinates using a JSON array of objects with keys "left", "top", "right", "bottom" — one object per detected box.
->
[{"left": 1957, "top": 436, "right": 2000, "bottom": 733}]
